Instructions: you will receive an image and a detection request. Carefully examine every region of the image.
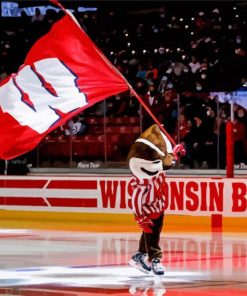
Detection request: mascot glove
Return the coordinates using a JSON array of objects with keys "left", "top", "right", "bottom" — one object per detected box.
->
[
  {"left": 135, "top": 215, "right": 154, "bottom": 233},
  {"left": 173, "top": 144, "right": 186, "bottom": 160}
]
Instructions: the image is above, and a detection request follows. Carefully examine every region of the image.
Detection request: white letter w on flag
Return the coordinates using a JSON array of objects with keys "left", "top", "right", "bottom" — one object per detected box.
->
[{"left": 0, "top": 58, "right": 87, "bottom": 134}]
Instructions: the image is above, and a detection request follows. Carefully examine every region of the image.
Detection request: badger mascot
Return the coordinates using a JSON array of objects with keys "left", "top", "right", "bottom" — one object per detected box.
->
[{"left": 128, "top": 124, "right": 185, "bottom": 275}]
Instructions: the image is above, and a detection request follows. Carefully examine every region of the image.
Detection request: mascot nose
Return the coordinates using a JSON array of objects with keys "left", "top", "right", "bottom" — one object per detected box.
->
[{"left": 162, "top": 154, "right": 176, "bottom": 170}]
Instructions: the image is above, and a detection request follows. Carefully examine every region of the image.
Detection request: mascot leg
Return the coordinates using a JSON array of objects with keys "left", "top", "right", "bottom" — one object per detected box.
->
[
  {"left": 129, "top": 214, "right": 165, "bottom": 275},
  {"left": 139, "top": 214, "right": 165, "bottom": 275}
]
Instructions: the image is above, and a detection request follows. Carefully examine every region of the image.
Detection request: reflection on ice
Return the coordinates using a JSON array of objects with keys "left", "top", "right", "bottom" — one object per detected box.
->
[
  {"left": 0, "top": 266, "right": 204, "bottom": 288},
  {"left": 0, "top": 230, "right": 246, "bottom": 295},
  {"left": 129, "top": 275, "right": 167, "bottom": 295}
]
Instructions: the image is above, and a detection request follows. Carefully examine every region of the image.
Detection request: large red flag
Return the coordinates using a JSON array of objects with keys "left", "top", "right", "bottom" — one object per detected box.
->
[{"left": 0, "top": 13, "right": 129, "bottom": 160}]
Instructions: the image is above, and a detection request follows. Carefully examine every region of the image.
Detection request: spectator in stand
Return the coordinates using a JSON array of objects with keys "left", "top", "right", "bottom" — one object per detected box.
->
[
  {"left": 174, "top": 113, "right": 192, "bottom": 142},
  {"left": 189, "top": 56, "right": 201, "bottom": 74},
  {"left": 237, "top": 106, "right": 247, "bottom": 162},
  {"left": 160, "top": 90, "right": 178, "bottom": 134},
  {"left": 217, "top": 105, "right": 230, "bottom": 169},
  {"left": 202, "top": 127, "right": 217, "bottom": 168},
  {"left": 146, "top": 64, "right": 158, "bottom": 82},
  {"left": 136, "top": 64, "right": 147, "bottom": 80},
  {"left": 106, "top": 95, "right": 129, "bottom": 117},
  {"left": 233, "top": 113, "right": 246, "bottom": 165},
  {"left": 236, "top": 106, "right": 247, "bottom": 129},
  {"left": 128, "top": 96, "right": 140, "bottom": 117},
  {"left": 183, "top": 111, "right": 208, "bottom": 168},
  {"left": 205, "top": 103, "right": 217, "bottom": 131},
  {"left": 31, "top": 8, "right": 45, "bottom": 23}
]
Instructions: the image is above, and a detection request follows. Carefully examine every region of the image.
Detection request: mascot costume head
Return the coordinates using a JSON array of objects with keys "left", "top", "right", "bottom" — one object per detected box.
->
[{"left": 127, "top": 124, "right": 175, "bottom": 180}]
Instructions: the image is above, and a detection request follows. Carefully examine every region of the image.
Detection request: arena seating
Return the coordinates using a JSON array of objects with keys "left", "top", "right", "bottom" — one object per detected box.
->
[{"left": 39, "top": 117, "right": 141, "bottom": 163}]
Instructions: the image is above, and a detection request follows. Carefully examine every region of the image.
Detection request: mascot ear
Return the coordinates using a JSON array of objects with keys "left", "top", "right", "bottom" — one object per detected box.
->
[
  {"left": 150, "top": 125, "right": 160, "bottom": 137},
  {"left": 142, "top": 125, "right": 160, "bottom": 145}
]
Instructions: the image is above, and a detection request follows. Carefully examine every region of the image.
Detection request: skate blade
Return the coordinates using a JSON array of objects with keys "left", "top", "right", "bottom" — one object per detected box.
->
[
  {"left": 153, "top": 273, "right": 164, "bottom": 284},
  {"left": 153, "top": 271, "right": 164, "bottom": 276},
  {"left": 152, "top": 267, "right": 165, "bottom": 276},
  {"left": 128, "top": 259, "right": 151, "bottom": 274}
]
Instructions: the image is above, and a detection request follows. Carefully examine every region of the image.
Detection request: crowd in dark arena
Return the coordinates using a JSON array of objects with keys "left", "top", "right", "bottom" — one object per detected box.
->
[{"left": 0, "top": 1, "right": 247, "bottom": 171}]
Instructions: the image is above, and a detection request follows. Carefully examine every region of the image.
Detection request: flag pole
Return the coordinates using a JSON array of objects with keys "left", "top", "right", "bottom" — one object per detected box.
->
[
  {"left": 129, "top": 86, "right": 177, "bottom": 146},
  {"left": 4, "top": 160, "right": 8, "bottom": 175},
  {"left": 226, "top": 97, "right": 234, "bottom": 178}
]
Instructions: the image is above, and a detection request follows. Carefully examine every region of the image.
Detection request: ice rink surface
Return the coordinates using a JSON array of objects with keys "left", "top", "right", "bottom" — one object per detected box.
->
[{"left": 0, "top": 229, "right": 246, "bottom": 295}]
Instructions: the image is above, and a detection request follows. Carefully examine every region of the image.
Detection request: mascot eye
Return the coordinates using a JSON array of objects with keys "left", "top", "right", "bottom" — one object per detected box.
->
[{"left": 153, "top": 160, "right": 161, "bottom": 164}]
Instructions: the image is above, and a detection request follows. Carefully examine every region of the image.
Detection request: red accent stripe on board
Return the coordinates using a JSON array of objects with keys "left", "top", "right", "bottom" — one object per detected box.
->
[
  {"left": 211, "top": 214, "right": 223, "bottom": 233},
  {"left": 0, "top": 180, "right": 48, "bottom": 188},
  {"left": 47, "top": 180, "right": 97, "bottom": 190},
  {"left": 0, "top": 197, "right": 48, "bottom": 206},
  {"left": 47, "top": 198, "right": 97, "bottom": 207}
]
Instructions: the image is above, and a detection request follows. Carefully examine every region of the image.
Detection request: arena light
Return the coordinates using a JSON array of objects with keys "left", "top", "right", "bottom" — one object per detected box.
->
[
  {"left": 78, "top": 7, "right": 97, "bottom": 12},
  {"left": 125, "top": 33, "right": 129, "bottom": 37},
  {"left": 1, "top": 1, "right": 60, "bottom": 17},
  {"left": 131, "top": 50, "right": 136, "bottom": 55},
  {"left": 159, "top": 47, "right": 165, "bottom": 54},
  {"left": 233, "top": 6, "right": 237, "bottom": 10},
  {"left": 190, "top": 31, "right": 194, "bottom": 35},
  {"left": 154, "top": 49, "right": 158, "bottom": 53},
  {"left": 143, "top": 49, "right": 147, "bottom": 54},
  {"left": 191, "top": 17, "right": 194, "bottom": 21},
  {"left": 127, "top": 42, "right": 131, "bottom": 47},
  {"left": 179, "top": 18, "right": 183, "bottom": 22},
  {"left": 185, "top": 25, "right": 189, "bottom": 29},
  {"left": 167, "top": 82, "right": 173, "bottom": 89}
]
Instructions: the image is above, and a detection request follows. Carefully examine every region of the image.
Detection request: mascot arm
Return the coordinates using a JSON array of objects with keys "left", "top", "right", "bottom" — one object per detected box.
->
[
  {"left": 131, "top": 185, "right": 148, "bottom": 217},
  {"left": 132, "top": 185, "right": 154, "bottom": 233}
]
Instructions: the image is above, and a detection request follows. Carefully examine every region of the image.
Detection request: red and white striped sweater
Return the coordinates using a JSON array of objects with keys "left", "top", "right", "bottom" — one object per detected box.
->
[{"left": 129, "top": 171, "right": 167, "bottom": 219}]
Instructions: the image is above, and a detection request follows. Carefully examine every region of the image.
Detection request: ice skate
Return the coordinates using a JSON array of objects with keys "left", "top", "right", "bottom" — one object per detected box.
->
[
  {"left": 151, "top": 258, "right": 165, "bottom": 275},
  {"left": 129, "top": 252, "right": 151, "bottom": 274}
]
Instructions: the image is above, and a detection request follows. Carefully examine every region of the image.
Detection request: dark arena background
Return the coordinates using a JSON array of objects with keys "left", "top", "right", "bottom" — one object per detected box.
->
[{"left": 0, "top": 1, "right": 247, "bottom": 295}]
